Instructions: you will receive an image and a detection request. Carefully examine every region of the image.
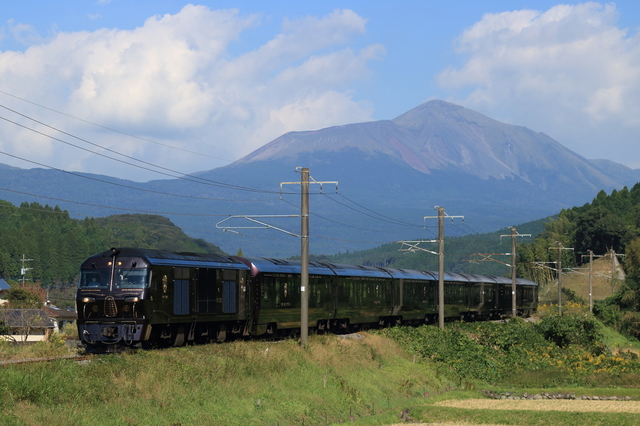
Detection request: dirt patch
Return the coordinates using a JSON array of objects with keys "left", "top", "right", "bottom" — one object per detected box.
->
[
  {"left": 389, "top": 424, "right": 510, "bottom": 426},
  {"left": 435, "top": 398, "right": 640, "bottom": 413}
]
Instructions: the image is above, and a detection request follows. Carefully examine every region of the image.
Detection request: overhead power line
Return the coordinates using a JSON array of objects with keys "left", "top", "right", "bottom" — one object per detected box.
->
[
  {"left": 0, "top": 186, "right": 231, "bottom": 217},
  {"left": 0, "top": 150, "right": 275, "bottom": 203},
  {"left": 320, "top": 193, "right": 425, "bottom": 229},
  {"left": 0, "top": 89, "right": 234, "bottom": 162},
  {"left": 0, "top": 108, "right": 281, "bottom": 194},
  {"left": 0, "top": 95, "right": 460, "bottom": 247}
]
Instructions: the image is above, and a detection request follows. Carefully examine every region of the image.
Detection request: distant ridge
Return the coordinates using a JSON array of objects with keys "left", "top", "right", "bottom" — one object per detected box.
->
[{"left": 238, "top": 100, "right": 628, "bottom": 193}]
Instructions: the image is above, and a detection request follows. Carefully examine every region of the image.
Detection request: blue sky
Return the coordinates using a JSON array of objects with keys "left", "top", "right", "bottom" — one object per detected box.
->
[{"left": 1, "top": 1, "right": 639, "bottom": 181}]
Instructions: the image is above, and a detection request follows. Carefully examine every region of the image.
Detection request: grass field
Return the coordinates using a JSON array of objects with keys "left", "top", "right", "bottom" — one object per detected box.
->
[
  {"left": 3, "top": 314, "right": 640, "bottom": 425},
  {"left": 539, "top": 254, "right": 624, "bottom": 305}
]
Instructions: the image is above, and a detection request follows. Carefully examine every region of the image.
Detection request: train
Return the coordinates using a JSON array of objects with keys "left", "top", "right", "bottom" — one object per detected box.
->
[{"left": 76, "top": 247, "right": 538, "bottom": 352}]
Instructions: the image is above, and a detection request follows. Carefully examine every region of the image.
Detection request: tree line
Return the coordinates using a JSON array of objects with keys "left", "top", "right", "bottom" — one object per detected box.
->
[{"left": 517, "top": 183, "right": 640, "bottom": 280}]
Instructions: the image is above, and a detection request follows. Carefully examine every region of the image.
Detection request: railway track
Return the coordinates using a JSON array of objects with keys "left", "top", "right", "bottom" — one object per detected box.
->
[{"left": 0, "top": 354, "right": 94, "bottom": 366}]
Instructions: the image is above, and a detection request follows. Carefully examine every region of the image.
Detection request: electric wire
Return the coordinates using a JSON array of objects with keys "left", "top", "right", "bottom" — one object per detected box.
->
[
  {"left": 0, "top": 108, "right": 285, "bottom": 194},
  {"left": 321, "top": 193, "right": 425, "bottom": 229},
  {"left": 279, "top": 197, "right": 414, "bottom": 235},
  {"left": 0, "top": 150, "right": 276, "bottom": 202},
  {"left": 0, "top": 186, "right": 232, "bottom": 217},
  {"left": 335, "top": 193, "right": 426, "bottom": 228},
  {"left": 0, "top": 90, "right": 233, "bottom": 162},
  {"left": 0, "top": 96, "right": 466, "bottom": 251},
  {"left": 0, "top": 198, "right": 290, "bottom": 242},
  {"left": 0, "top": 100, "right": 438, "bottom": 234}
]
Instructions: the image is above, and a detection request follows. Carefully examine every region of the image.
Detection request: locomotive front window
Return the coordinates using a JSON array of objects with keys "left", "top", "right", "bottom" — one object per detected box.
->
[
  {"left": 79, "top": 269, "right": 110, "bottom": 288},
  {"left": 116, "top": 268, "right": 149, "bottom": 288}
]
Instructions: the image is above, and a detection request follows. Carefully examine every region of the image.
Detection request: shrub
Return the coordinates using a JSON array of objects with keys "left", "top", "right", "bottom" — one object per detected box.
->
[
  {"left": 594, "top": 302, "right": 623, "bottom": 329},
  {"left": 533, "top": 314, "right": 604, "bottom": 351}
]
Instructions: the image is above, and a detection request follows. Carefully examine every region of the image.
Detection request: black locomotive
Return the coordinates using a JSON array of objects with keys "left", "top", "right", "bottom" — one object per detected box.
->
[{"left": 76, "top": 248, "right": 538, "bottom": 351}]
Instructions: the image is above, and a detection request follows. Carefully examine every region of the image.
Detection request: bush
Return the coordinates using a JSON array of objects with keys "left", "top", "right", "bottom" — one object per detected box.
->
[
  {"left": 594, "top": 302, "right": 623, "bottom": 329},
  {"left": 533, "top": 314, "right": 604, "bottom": 351},
  {"left": 620, "top": 312, "right": 640, "bottom": 338},
  {"left": 382, "top": 316, "right": 640, "bottom": 387}
]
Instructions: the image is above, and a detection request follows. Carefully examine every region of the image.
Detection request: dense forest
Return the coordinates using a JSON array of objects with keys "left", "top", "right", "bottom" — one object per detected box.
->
[
  {"left": 514, "top": 183, "right": 640, "bottom": 337},
  {"left": 517, "top": 183, "right": 640, "bottom": 281}
]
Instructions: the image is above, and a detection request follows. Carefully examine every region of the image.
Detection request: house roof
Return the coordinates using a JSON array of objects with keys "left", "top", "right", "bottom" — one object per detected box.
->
[
  {"left": 44, "top": 305, "right": 77, "bottom": 320},
  {"left": 0, "top": 279, "right": 9, "bottom": 291},
  {"left": 0, "top": 309, "right": 55, "bottom": 329}
]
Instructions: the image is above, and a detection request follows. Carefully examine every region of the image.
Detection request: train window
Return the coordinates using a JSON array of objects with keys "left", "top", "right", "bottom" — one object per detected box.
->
[
  {"left": 79, "top": 269, "right": 110, "bottom": 288},
  {"left": 222, "top": 280, "right": 237, "bottom": 314},
  {"left": 174, "top": 279, "right": 190, "bottom": 315},
  {"left": 116, "top": 268, "right": 149, "bottom": 288}
]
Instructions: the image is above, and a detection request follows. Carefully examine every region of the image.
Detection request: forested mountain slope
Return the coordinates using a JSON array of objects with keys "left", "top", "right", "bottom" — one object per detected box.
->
[{"left": 0, "top": 201, "right": 224, "bottom": 285}]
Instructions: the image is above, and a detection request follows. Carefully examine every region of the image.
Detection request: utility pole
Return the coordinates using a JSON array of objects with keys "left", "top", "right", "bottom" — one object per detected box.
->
[
  {"left": 300, "top": 167, "right": 310, "bottom": 346},
  {"left": 549, "top": 242, "right": 574, "bottom": 315},
  {"left": 589, "top": 250, "right": 593, "bottom": 313},
  {"left": 580, "top": 250, "right": 599, "bottom": 314},
  {"left": 437, "top": 207, "right": 445, "bottom": 331},
  {"left": 280, "top": 168, "right": 337, "bottom": 347},
  {"left": 216, "top": 168, "right": 337, "bottom": 347},
  {"left": 466, "top": 228, "right": 530, "bottom": 318},
  {"left": 610, "top": 249, "right": 619, "bottom": 294},
  {"left": 556, "top": 242, "right": 563, "bottom": 315},
  {"left": 510, "top": 228, "right": 517, "bottom": 318},
  {"left": 423, "top": 206, "right": 464, "bottom": 330},
  {"left": 20, "top": 254, "right": 33, "bottom": 285},
  {"left": 500, "top": 227, "right": 531, "bottom": 318}
]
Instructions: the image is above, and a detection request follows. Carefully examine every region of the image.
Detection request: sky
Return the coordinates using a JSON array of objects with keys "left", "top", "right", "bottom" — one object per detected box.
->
[{"left": 0, "top": 1, "right": 639, "bottom": 182}]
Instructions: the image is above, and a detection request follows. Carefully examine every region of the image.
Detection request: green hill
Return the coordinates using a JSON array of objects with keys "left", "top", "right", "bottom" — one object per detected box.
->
[
  {"left": 94, "top": 214, "right": 224, "bottom": 255},
  {"left": 0, "top": 201, "right": 225, "bottom": 286}
]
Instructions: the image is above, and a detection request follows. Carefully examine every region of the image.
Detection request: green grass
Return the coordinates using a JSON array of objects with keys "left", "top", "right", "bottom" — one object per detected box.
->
[
  {"left": 0, "top": 334, "right": 449, "bottom": 425},
  {"left": 4, "top": 319, "right": 640, "bottom": 425}
]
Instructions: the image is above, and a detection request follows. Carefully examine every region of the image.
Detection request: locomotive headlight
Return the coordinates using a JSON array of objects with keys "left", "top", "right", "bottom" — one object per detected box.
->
[
  {"left": 122, "top": 305, "right": 131, "bottom": 313},
  {"left": 125, "top": 297, "right": 139, "bottom": 303},
  {"left": 83, "top": 297, "right": 95, "bottom": 303},
  {"left": 91, "top": 305, "right": 99, "bottom": 313}
]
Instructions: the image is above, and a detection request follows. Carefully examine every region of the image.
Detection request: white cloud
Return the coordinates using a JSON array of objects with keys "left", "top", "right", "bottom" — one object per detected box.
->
[
  {"left": 438, "top": 2, "right": 640, "bottom": 168},
  {"left": 8, "top": 21, "right": 43, "bottom": 45},
  {"left": 0, "top": 6, "right": 382, "bottom": 180}
]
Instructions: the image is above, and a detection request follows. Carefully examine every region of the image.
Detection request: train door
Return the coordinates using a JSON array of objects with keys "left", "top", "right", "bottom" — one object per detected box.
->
[
  {"left": 391, "top": 278, "right": 403, "bottom": 315},
  {"left": 196, "top": 268, "right": 216, "bottom": 314},
  {"left": 221, "top": 269, "right": 239, "bottom": 315},
  {"left": 173, "top": 267, "right": 191, "bottom": 316}
]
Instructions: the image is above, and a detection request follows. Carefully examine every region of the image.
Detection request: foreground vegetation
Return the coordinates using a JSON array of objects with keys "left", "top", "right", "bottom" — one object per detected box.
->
[{"left": 3, "top": 313, "right": 640, "bottom": 425}]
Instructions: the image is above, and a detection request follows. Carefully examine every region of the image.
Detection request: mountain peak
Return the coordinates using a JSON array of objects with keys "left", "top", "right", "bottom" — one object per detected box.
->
[{"left": 235, "top": 100, "right": 620, "bottom": 189}]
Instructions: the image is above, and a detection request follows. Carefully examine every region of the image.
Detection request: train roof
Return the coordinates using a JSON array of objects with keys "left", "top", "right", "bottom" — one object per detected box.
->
[
  {"left": 234, "top": 257, "right": 335, "bottom": 276},
  {"left": 82, "top": 248, "right": 249, "bottom": 270},
  {"left": 236, "top": 258, "right": 391, "bottom": 278},
  {"left": 459, "top": 273, "right": 499, "bottom": 284},
  {"left": 379, "top": 267, "right": 437, "bottom": 280},
  {"left": 81, "top": 250, "right": 538, "bottom": 286},
  {"left": 321, "top": 263, "right": 392, "bottom": 278},
  {"left": 490, "top": 276, "right": 538, "bottom": 286}
]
